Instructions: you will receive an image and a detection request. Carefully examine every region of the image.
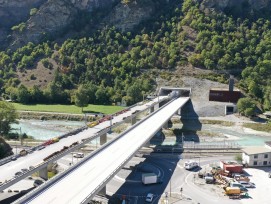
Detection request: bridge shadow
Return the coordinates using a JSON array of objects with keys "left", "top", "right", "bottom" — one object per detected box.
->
[
  {"left": 108, "top": 153, "right": 181, "bottom": 204},
  {"left": 0, "top": 187, "right": 35, "bottom": 204},
  {"left": 149, "top": 131, "right": 166, "bottom": 146},
  {"left": 180, "top": 99, "right": 202, "bottom": 131}
]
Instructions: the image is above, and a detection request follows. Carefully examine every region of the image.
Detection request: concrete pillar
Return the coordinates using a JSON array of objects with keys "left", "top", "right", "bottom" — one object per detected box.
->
[
  {"left": 177, "top": 108, "right": 181, "bottom": 115},
  {"left": 131, "top": 115, "right": 137, "bottom": 125},
  {"left": 98, "top": 186, "right": 106, "bottom": 196},
  {"left": 100, "top": 133, "right": 107, "bottom": 145},
  {"left": 154, "top": 103, "right": 159, "bottom": 110},
  {"left": 39, "top": 166, "right": 48, "bottom": 180},
  {"left": 150, "top": 106, "right": 154, "bottom": 113},
  {"left": 159, "top": 100, "right": 167, "bottom": 108},
  {"left": 163, "top": 121, "right": 169, "bottom": 129}
]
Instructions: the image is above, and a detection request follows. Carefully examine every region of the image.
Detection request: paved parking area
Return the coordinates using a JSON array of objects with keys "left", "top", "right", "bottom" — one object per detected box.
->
[{"left": 241, "top": 167, "right": 271, "bottom": 204}]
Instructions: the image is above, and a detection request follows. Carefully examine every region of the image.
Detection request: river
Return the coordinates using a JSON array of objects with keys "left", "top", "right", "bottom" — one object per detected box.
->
[
  {"left": 11, "top": 119, "right": 85, "bottom": 140},
  {"left": 10, "top": 120, "right": 271, "bottom": 146}
]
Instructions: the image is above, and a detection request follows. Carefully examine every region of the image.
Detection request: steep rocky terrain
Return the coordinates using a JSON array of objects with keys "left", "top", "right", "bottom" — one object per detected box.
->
[
  {"left": 198, "top": 0, "right": 271, "bottom": 16},
  {"left": 2, "top": 0, "right": 271, "bottom": 49}
]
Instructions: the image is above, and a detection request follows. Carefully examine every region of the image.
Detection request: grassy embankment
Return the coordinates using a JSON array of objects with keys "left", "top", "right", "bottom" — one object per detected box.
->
[
  {"left": 12, "top": 103, "right": 124, "bottom": 115},
  {"left": 243, "top": 123, "right": 271, "bottom": 133}
]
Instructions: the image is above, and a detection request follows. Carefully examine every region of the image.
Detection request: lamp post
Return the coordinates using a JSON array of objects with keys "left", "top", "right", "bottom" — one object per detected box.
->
[{"left": 169, "top": 169, "right": 172, "bottom": 197}]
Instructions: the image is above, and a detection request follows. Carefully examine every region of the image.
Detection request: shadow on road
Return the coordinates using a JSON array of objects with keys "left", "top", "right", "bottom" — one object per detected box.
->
[{"left": 108, "top": 153, "right": 181, "bottom": 204}]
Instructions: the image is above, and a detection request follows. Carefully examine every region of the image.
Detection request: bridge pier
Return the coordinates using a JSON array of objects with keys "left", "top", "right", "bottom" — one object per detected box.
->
[
  {"left": 39, "top": 166, "right": 48, "bottom": 180},
  {"left": 159, "top": 100, "right": 167, "bottom": 108},
  {"left": 150, "top": 106, "right": 154, "bottom": 113},
  {"left": 100, "top": 133, "right": 107, "bottom": 145},
  {"left": 163, "top": 121, "right": 169, "bottom": 129},
  {"left": 176, "top": 108, "right": 181, "bottom": 115},
  {"left": 131, "top": 115, "right": 137, "bottom": 125},
  {"left": 98, "top": 186, "right": 106, "bottom": 196}
]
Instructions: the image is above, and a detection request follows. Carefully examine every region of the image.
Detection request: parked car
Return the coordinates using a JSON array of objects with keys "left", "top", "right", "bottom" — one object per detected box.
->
[
  {"left": 268, "top": 171, "right": 271, "bottom": 178},
  {"left": 73, "top": 153, "right": 84, "bottom": 158},
  {"left": 145, "top": 193, "right": 154, "bottom": 203},
  {"left": 11, "top": 156, "right": 17, "bottom": 161},
  {"left": 37, "top": 146, "right": 45, "bottom": 151},
  {"left": 230, "top": 182, "right": 248, "bottom": 192},
  {"left": 21, "top": 168, "right": 28, "bottom": 173},
  {"left": 33, "top": 179, "right": 44, "bottom": 187},
  {"left": 29, "top": 166, "right": 35, "bottom": 170},
  {"left": 14, "top": 172, "right": 23, "bottom": 177},
  {"left": 238, "top": 181, "right": 255, "bottom": 188}
]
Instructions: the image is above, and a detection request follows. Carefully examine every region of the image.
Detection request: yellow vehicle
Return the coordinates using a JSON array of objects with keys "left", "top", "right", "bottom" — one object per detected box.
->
[
  {"left": 224, "top": 187, "right": 241, "bottom": 195},
  {"left": 52, "top": 137, "right": 59, "bottom": 143},
  {"left": 88, "top": 121, "right": 98, "bottom": 128}
]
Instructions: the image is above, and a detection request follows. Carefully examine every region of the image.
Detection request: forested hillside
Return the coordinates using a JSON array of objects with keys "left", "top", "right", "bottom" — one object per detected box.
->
[{"left": 0, "top": 0, "right": 271, "bottom": 110}]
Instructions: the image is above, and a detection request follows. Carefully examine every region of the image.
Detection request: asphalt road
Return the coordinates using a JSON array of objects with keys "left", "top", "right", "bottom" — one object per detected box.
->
[{"left": 106, "top": 154, "right": 238, "bottom": 204}]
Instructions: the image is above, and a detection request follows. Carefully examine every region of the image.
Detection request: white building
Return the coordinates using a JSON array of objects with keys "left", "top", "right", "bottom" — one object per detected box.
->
[{"left": 242, "top": 142, "right": 271, "bottom": 167}]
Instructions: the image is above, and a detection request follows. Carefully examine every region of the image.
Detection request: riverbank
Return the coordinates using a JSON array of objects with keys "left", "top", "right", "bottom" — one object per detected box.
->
[
  {"left": 11, "top": 119, "right": 85, "bottom": 140},
  {"left": 18, "top": 111, "right": 96, "bottom": 121}
]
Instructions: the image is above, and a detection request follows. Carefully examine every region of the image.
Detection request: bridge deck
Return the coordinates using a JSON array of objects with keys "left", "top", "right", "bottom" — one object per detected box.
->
[{"left": 16, "top": 97, "right": 189, "bottom": 204}]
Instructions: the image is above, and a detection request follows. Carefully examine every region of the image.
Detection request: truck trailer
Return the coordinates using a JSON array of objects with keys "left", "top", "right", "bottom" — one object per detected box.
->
[{"left": 142, "top": 173, "right": 158, "bottom": 185}]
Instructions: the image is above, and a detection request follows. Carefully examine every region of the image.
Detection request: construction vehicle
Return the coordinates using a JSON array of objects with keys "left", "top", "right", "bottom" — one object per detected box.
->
[{"left": 224, "top": 187, "right": 241, "bottom": 199}]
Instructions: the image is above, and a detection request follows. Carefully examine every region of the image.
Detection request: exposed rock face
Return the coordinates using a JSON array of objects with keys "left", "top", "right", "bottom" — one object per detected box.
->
[
  {"left": 105, "top": 1, "right": 156, "bottom": 32},
  {"left": 0, "top": 0, "right": 46, "bottom": 28},
  {"left": 7, "top": 0, "right": 118, "bottom": 49},
  {"left": 198, "top": 0, "right": 271, "bottom": 12},
  {"left": 71, "top": 0, "right": 116, "bottom": 11},
  {"left": 11, "top": 0, "right": 78, "bottom": 49}
]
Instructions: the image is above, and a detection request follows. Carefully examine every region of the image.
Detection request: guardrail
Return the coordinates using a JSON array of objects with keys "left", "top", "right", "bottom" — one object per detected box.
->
[
  {"left": 82, "top": 97, "right": 186, "bottom": 203},
  {"left": 14, "top": 97, "right": 176, "bottom": 204},
  {"left": 0, "top": 126, "right": 112, "bottom": 193},
  {"left": 1, "top": 98, "right": 160, "bottom": 192},
  {"left": 0, "top": 97, "right": 166, "bottom": 167}
]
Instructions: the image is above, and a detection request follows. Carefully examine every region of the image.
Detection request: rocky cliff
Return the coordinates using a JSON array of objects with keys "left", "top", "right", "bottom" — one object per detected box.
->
[
  {"left": 9, "top": 0, "right": 119, "bottom": 49},
  {"left": 0, "top": 0, "right": 46, "bottom": 27},
  {"left": 104, "top": 0, "right": 156, "bottom": 32},
  {"left": 198, "top": 0, "right": 271, "bottom": 13},
  {"left": 2, "top": 0, "right": 271, "bottom": 50}
]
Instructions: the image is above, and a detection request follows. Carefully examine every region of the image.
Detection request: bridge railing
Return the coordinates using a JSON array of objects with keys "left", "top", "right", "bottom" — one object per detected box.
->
[
  {"left": 2, "top": 98, "right": 165, "bottom": 192},
  {"left": 14, "top": 97, "right": 176, "bottom": 204},
  {"left": 82, "top": 97, "right": 184, "bottom": 203}
]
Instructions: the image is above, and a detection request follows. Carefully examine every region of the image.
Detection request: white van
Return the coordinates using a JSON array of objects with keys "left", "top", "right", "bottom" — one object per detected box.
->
[
  {"left": 184, "top": 161, "right": 198, "bottom": 170},
  {"left": 73, "top": 153, "right": 84, "bottom": 158}
]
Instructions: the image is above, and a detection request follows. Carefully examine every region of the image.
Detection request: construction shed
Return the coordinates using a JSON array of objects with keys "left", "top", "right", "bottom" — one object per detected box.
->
[
  {"left": 220, "top": 161, "right": 243, "bottom": 173},
  {"left": 209, "top": 89, "right": 241, "bottom": 103}
]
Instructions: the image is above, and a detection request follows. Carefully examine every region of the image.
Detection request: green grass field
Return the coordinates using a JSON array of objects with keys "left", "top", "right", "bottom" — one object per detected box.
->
[{"left": 12, "top": 103, "right": 125, "bottom": 115}]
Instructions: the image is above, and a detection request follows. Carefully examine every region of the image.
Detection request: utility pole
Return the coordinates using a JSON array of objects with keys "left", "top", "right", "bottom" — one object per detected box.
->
[{"left": 169, "top": 169, "right": 172, "bottom": 197}]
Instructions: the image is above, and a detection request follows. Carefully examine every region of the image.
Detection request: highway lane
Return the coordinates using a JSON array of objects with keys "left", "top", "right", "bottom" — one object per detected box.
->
[
  {"left": 16, "top": 97, "right": 189, "bottom": 204},
  {"left": 0, "top": 97, "right": 165, "bottom": 184}
]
